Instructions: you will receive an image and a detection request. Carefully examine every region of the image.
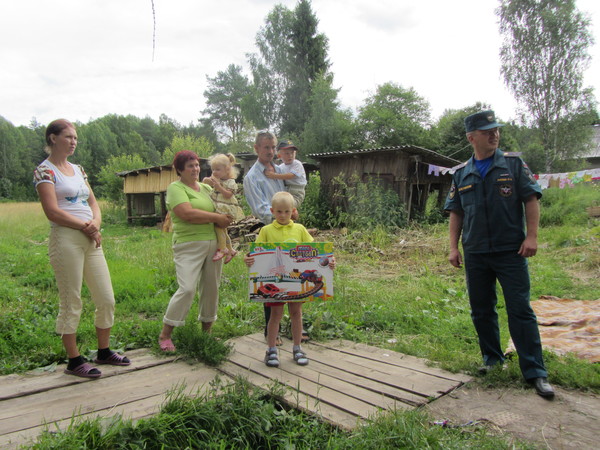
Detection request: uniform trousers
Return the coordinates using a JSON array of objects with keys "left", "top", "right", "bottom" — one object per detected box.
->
[{"left": 464, "top": 250, "right": 547, "bottom": 380}]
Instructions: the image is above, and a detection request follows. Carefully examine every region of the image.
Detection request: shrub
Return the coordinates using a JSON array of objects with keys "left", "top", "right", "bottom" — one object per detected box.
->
[
  {"left": 319, "top": 174, "right": 407, "bottom": 230},
  {"left": 540, "top": 183, "right": 600, "bottom": 226}
]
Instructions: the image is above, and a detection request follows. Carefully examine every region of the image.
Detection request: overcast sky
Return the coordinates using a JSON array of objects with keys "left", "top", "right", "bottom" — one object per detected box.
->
[{"left": 1, "top": 0, "right": 599, "bottom": 128}]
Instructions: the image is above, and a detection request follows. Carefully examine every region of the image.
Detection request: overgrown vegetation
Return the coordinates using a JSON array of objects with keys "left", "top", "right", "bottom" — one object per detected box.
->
[{"left": 301, "top": 174, "right": 408, "bottom": 230}]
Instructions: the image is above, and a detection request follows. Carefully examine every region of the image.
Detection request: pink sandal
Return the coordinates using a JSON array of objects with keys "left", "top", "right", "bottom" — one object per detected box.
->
[
  {"left": 212, "top": 249, "right": 226, "bottom": 262},
  {"left": 64, "top": 362, "right": 102, "bottom": 378},
  {"left": 159, "top": 338, "right": 176, "bottom": 352},
  {"left": 94, "top": 352, "right": 131, "bottom": 366},
  {"left": 224, "top": 249, "right": 237, "bottom": 264}
]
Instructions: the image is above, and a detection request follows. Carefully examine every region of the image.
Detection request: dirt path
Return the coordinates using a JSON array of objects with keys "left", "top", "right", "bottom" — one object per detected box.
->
[{"left": 425, "top": 383, "right": 600, "bottom": 448}]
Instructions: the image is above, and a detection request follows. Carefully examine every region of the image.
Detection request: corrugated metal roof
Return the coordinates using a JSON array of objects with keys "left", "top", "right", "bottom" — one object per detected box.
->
[
  {"left": 308, "top": 145, "right": 461, "bottom": 167},
  {"left": 116, "top": 165, "right": 174, "bottom": 177}
]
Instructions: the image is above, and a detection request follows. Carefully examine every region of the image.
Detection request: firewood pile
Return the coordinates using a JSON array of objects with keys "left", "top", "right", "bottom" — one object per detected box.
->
[
  {"left": 228, "top": 216, "right": 264, "bottom": 243},
  {"left": 162, "top": 213, "right": 263, "bottom": 241}
]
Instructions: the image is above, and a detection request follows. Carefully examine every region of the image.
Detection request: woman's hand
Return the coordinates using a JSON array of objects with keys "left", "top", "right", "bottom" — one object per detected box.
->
[
  {"left": 90, "top": 230, "right": 102, "bottom": 248},
  {"left": 81, "top": 221, "right": 99, "bottom": 236},
  {"left": 328, "top": 256, "right": 337, "bottom": 270},
  {"left": 215, "top": 213, "right": 233, "bottom": 228}
]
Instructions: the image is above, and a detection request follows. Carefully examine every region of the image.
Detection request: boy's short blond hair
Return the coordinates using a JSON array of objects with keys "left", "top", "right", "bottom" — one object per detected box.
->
[{"left": 271, "top": 191, "right": 295, "bottom": 209}]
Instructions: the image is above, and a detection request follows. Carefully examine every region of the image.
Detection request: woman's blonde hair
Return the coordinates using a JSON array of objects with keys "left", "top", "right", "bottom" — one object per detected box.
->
[
  {"left": 208, "top": 153, "right": 239, "bottom": 179},
  {"left": 271, "top": 191, "right": 295, "bottom": 209}
]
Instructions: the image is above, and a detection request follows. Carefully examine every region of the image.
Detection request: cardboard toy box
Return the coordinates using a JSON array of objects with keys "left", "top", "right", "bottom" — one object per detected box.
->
[{"left": 248, "top": 242, "right": 334, "bottom": 303}]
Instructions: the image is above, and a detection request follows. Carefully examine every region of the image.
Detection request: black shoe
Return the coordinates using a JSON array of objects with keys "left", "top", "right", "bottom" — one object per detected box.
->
[{"left": 530, "top": 377, "right": 555, "bottom": 398}]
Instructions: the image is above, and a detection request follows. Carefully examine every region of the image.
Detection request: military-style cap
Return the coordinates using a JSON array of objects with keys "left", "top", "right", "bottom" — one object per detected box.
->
[
  {"left": 277, "top": 140, "right": 298, "bottom": 151},
  {"left": 464, "top": 110, "right": 504, "bottom": 132}
]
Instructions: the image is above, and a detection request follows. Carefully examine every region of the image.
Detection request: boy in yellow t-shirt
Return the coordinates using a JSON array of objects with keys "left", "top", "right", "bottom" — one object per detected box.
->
[{"left": 244, "top": 192, "right": 336, "bottom": 367}]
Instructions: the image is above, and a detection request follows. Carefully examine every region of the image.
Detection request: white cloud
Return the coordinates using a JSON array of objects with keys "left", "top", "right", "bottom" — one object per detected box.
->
[{"left": 0, "top": 0, "right": 598, "bottom": 128}]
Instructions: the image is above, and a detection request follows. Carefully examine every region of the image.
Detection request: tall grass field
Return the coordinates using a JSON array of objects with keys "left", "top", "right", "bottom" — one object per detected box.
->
[{"left": 1, "top": 184, "right": 598, "bottom": 447}]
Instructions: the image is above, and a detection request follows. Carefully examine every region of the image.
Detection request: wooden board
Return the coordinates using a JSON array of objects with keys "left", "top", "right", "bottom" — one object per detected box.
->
[
  {"left": 220, "top": 333, "right": 471, "bottom": 429},
  {"left": 0, "top": 336, "right": 471, "bottom": 447},
  {"left": 0, "top": 351, "right": 217, "bottom": 449}
]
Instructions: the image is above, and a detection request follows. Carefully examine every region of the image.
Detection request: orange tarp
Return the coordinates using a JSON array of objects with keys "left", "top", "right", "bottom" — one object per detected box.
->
[{"left": 508, "top": 295, "right": 600, "bottom": 363}]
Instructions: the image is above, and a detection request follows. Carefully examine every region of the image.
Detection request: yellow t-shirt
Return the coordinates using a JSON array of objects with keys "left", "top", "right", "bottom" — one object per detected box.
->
[{"left": 256, "top": 220, "right": 314, "bottom": 243}]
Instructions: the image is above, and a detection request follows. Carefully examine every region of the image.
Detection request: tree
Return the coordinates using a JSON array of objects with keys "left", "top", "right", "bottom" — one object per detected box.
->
[
  {"left": 0, "top": 118, "right": 29, "bottom": 199},
  {"left": 203, "top": 64, "right": 253, "bottom": 142},
  {"left": 161, "top": 135, "right": 215, "bottom": 165},
  {"left": 247, "top": 5, "right": 294, "bottom": 132},
  {"left": 300, "top": 73, "right": 354, "bottom": 154},
  {"left": 356, "top": 82, "right": 433, "bottom": 148},
  {"left": 432, "top": 103, "right": 492, "bottom": 161},
  {"left": 498, "top": 0, "right": 596, "bottom": 171},
  {"left": 280, "top": 0, "right": 330, "bottom": 137},
  {"left": 97, "top": 153, "right": 147, "bottom": 202},
  {"left": 74, "top": 121, "right": 120, "bottom": 185},
  {"left": 247, "top": 0, "right": 329, "bottom": 135}
]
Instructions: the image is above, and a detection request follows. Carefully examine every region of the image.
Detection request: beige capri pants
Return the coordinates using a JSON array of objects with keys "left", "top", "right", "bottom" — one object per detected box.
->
[
  {"left": 49, "top": 226, "right": 115, "bottom": 335},
  {"left": 163, "top": 239, "right": 223, "bottom": 326},
  {"left": 286, "top": 184, "right": 305, "bottom": 208}
]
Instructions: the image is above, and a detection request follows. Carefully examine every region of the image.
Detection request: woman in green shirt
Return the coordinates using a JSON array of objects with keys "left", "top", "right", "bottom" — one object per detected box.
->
[{"left": 158, "top": 151, "right": 232, "bottom": 352}]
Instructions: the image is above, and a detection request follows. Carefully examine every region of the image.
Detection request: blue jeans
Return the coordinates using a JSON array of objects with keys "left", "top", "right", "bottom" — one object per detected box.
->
[{"left": 464, "top": 251, "right": 547, "bottom": 380}]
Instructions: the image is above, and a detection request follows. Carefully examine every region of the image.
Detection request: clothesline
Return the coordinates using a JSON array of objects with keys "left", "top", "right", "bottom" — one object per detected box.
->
[{"left": 426, "top": 163, "right": 600, "bottom": 190}]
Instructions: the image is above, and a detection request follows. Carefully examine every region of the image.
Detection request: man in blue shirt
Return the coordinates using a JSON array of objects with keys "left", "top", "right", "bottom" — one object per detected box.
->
[
  {"left": 444, "top": 110, "right": 554, "bottom": 398},
  {"left": 243, "top": 131, "right": 287, "bottom": 344},
  {"left": 243, "top": 132, "right": 285, "bottom": 225}
]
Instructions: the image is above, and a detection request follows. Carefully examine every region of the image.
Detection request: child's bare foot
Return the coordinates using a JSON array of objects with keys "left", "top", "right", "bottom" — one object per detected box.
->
[{"left": 212, "top": 249, "right": 226, "bottom": 261}]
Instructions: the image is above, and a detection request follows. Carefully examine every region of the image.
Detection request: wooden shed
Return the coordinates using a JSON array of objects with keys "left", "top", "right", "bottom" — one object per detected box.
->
[
  {"left": 308, "top": 145, "right": 460, "bottom": 220},
  {"left": 117, "top": 165, "right": 178, "bottom": 224},
  {"left": 116, "top": 161, "right": 212, "bottom": 223}
]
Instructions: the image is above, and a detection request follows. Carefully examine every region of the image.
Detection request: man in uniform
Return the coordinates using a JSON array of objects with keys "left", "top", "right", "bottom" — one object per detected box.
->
[{"left": 444, "top": 110, "right": 554, "bottom": 398}]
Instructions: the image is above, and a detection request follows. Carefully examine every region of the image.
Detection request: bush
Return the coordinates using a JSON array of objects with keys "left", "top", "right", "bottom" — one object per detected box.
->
[
  {"left": 540, "top": 183, "right": 600, "bottom": 226},
  {"left": 304, "top": 174, "right": 408, "bottom": 231},
  {"left": 299, "top": 173, "right": 331, "bottom": 229}
]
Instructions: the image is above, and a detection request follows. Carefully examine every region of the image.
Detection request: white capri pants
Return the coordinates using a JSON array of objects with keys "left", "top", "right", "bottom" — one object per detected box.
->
[
  {"left": 49, "top": 226, "right": 115, "bottom": 335},
  {"left": 163, "top": 239, "right": 223, "bottom": 326}
]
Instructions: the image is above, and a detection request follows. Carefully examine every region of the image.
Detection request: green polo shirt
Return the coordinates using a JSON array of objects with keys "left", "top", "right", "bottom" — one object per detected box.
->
[
  {"left": 166, "top": 181, "right": 217, "bottom": 244},
  {"left": 444, "top": 149, "right": 542, "bottom": 253}
]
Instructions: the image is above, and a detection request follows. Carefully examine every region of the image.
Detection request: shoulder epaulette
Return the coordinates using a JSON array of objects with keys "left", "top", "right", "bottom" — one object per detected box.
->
[{"left": 503, "top": 152, "right": 523, "bottom": 157}]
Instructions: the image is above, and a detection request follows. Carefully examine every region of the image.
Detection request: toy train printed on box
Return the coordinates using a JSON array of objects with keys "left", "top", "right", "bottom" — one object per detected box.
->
[{"left": 248, "top": 242, "right": 334, "bottom": 303}]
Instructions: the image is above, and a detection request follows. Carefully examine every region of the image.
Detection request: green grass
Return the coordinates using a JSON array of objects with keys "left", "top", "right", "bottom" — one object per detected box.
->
[
  {"left": 30, "top": 377, "right": 526, "bottom": 449},
  {"left": 1, "top": 190, "right": 598, "bottom": 447}
]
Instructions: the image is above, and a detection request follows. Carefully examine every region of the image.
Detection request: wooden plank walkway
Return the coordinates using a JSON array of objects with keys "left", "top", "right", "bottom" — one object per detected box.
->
[
  {"left": 220, "top": 334, "right": 471, "bottom": 429},
  {"left": 0, "top": 335, "right": 471, "bottom": 448}
]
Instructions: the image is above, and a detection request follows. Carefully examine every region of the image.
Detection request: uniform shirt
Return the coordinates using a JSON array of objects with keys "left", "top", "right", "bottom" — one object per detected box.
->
[
  {"left": 33, "top": 160, "right": 92, "bottom": 225},
  {"left": 243, "top": 160, "right": 285, "bottom": 224},
  {"left": 166, "top": 180, "right": 216, "bottom": 244},
  {"left": 256, "top": 220, "right": 314, "bottom": 244},
  {"left": 444, "top": 149, "right": 542, "bottom": 254}
]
